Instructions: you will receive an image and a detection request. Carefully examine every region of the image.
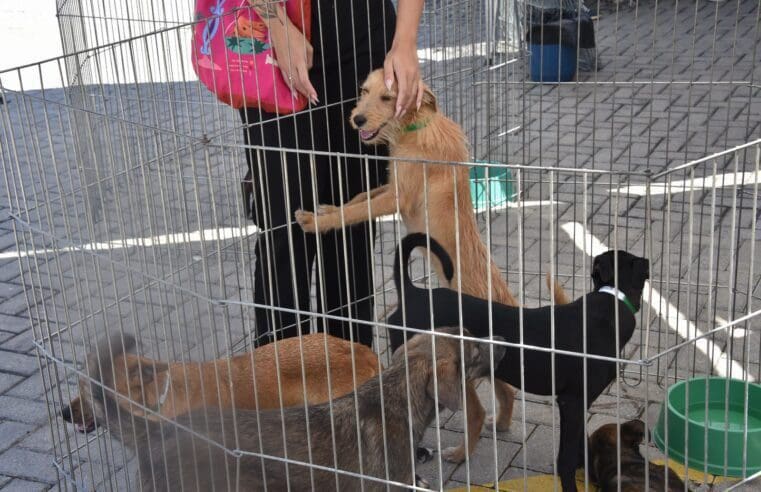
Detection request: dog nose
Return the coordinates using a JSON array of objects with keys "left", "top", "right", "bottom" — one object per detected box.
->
[
  {"left": 61, "top": 405, "right": 71, "bottom": 421},
  {"left": 353, "top": 114, "right": 367, "bottom": 127}
]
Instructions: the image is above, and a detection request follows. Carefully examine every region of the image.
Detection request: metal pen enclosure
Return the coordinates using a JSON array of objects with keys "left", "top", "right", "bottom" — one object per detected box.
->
[{"left": 1, "top": 0, "right": 760, "bottom": 490}]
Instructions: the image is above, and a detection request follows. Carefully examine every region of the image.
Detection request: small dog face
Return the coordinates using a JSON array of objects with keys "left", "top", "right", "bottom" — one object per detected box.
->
[
  {"left": 392, "top": 327, "right": 506, "bottom": 411},
  {"left": 349, "top": 69, "right": 437, "bottom": 145},
  {"left": 61, "top": 394, "right": 97, "bottom": 433},
  {"left": 61, "top": 352, "right": 170, "bottom": 432},
  {"left": 592, "top": 250, "right": 650, "bottom": 307},
  {"left": 589, "top": 419, "right": 647, "bottom": 455}
]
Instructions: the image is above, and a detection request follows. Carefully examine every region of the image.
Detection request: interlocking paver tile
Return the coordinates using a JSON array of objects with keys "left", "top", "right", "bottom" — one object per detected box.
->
[
  {"left": 16, "top": 426, "right": 55, "bottom": 454},
  {"left": 0, "top": 315, "right": 27, "bottom": 335},
  {"left": 449, "top": 437, "right": 521, "bottom": 485},
  {"left": 0, "top": 333, "right": 35, "bottom": 354},
  {"left": 0, "top": 349, "right": 38, "bottom": 377},
  {"left": 0, "top": 479, "right": 49, "bottom": 492},
  {"left": 0, "top": 422, "right": 35, "bottom": 454},
  {"left": 0, "top": 448, "right": 58, "bottom": 485},
  {"left": 0, "top": 373, "right": 24, "bottom": 395},
  {"left": 0, "top": 263, "right": 22, "bottom": 283},
  {"left": 519, "top": 425, "right": 559, "bottom": 475},
  {"left": 0, "top": 395, "right": 48, "bottom": 425}
]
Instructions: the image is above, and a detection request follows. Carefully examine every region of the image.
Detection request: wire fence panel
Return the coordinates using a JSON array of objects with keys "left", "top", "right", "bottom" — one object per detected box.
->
[{"left": 1, "top": 0, "right": 760, "bottom": 490}]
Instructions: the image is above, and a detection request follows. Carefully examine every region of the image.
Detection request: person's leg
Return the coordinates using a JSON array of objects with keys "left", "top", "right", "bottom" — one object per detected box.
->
[
  {"left": 308, "top": 0, "right": 396, "bottom": 347},
  {"left": 240, "top": 108, "right": 316, "bottom": 344},
  {"left": 312, "top": 62, "right": 389, "bottom": 348}
]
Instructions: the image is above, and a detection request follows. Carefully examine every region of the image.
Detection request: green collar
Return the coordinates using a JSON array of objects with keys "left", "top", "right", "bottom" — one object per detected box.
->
[
  {"left": 598, "top": 286, "right": 638, "bottom": 315},
  {"left": 402, "top": 118, "right": 431, "bottom": 133}
]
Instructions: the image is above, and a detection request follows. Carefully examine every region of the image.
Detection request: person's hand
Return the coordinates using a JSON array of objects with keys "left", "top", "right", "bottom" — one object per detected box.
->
[
  {"left": 269, "top": 20, "right": 318, "bottom": 104},
  {"left": 384, "top": 41, "right": 423, "bottom": 117}
]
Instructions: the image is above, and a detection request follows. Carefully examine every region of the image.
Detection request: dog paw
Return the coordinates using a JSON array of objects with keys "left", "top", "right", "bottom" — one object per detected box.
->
[
  {"left": 416, "top": 446, "right": 434, "bottom": 464},
  {"left": 316, "top": 204, "right": 338, "bottom": 216},
  {"left": 485, "top": 414, "right": 511, "bottom": 432},
  {"left": 441, "top": 446, "right": 466, "bottom": 463},
  {"left": 294, "top": 209, "right": 316, "bottom": 232},
  {"left": 414, "top": 474, "right": 431, "bottom": 489}
]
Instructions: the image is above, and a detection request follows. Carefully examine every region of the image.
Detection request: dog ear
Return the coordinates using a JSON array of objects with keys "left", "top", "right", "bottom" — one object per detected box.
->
[
  {"left": 421, "top": 86, "right": 437, "bottom": 111},
  {"left": 637, "top": 258, "right": 650, "bottom": 281},
  {"left": 592, "top": 253, "right": 614, "bottom": 286},
  {"left": 621, "top": 419, "right": 646, "bottom": 448},
  {"left": 132, "top": 360, "right": 170, "bottom": 385},
  {"left": 429, "top": 358, "right": 463, "bottom": 411}
]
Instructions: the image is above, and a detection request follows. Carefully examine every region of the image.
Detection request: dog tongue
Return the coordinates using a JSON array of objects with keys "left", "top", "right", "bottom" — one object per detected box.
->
[
  {"left": 359, "top": 129, "right": 375, "bottom": 140},
  {"left": 75, "top": 422, "right": 95, "bottom": 433}
]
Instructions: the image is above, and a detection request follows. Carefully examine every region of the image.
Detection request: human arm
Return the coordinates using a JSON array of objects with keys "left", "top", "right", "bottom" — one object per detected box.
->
[
  {"left": 248, "top": 0, "right": 318, "bottom": 103},
  {"left": 383, "top": 0, "right": 425, "bottom": 117}
]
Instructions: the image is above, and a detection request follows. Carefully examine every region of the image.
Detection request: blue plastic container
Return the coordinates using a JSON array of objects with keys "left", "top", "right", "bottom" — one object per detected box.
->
[{"left": 529, "top": 42, "right": 577, "bottom": 82}]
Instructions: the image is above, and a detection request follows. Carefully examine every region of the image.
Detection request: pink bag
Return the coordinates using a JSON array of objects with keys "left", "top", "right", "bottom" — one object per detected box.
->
[{"left": 192, "top": 0, "right": 311, "bottom": 113}]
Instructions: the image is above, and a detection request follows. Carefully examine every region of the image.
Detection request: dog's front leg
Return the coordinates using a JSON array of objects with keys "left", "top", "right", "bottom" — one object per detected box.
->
[
  {"left": 441, "top": 381, "right": 484, "bottom": 463},
  {"left": 557, "top": 396, "right": 586, "bottom": 492},
  {"left": 485, "top": 379, "right": 514, "bottom": 431},
  {"left": 295, "top": 189, "right": 397, "bottom": 233},
  {"left": 344, "top": 184, "right": 390, "bottom": 206}
]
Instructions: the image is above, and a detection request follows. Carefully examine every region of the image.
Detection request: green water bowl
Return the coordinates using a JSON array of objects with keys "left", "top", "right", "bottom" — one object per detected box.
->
[
  {"left": 653, "top": 377, "right": 761, "bottom": 477},
  {"left": 469, "top": 162, "right": 517, "bottom": 212}
]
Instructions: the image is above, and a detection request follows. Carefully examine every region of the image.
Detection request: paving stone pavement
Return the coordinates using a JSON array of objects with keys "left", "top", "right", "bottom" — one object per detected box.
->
[{"left": 1, "top": 0, "right": 760, "bottom": 490}]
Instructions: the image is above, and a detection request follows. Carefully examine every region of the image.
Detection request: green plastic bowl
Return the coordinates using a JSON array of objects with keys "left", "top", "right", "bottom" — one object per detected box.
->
[
  {"left": 469, "top": 162, "right": 516, "bottom": 212},
  {"left": 653, "top": 377, "right": 761, "bottom": 477}
]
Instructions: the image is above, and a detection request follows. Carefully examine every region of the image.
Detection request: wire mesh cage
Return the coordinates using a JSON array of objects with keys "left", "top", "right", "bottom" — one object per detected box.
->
[{"left": 1, "top": 0, "right": 760, "bottom": 490}]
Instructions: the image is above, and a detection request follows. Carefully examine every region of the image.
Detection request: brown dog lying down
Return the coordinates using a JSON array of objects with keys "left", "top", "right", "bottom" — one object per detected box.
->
[
  {"left": 86, "top": 328, "right": 506, "bottom": 491},
  {"left": 589, "top": 420, "right": 689, "bottom": 492},
  {"left": 61, "top": 333, "right": 379, "bottom": 433}
]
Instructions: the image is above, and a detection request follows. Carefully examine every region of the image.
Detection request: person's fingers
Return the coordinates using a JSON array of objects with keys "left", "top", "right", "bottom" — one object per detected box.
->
[
  {"left": 286, "top": 64, "right": 316, "bottom": 104},
  {"left": 280, "top": 66, "right": 295, "bottom": 91},
  {"left": 395, "top": 68, "right": 409, "bottom": 118},
  {"left": 383, "top": 56, "right": 395, "bottom": 91},
  {"left": 290, "top": 66, "right": 308, "bottom": 99},
  {"left": 305, "top": 43, "right": 314, "bottom": 69},
  {"left": 297, "top": 65, "right": 319, "bottom": 104},
  {"left": 415, "top": 79, "right": 424, "bottom": 111}
]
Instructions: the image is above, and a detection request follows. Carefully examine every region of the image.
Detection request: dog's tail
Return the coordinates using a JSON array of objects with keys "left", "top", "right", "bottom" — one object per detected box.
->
[
  {"left": 545, "top": 272, "right": 572, "bottom": 306},
  {"left": 87, "top": 332, "right": 157, "bottom": 449},
  {"left": 394, "top": 233, "right": 454, "bottom": 295}
]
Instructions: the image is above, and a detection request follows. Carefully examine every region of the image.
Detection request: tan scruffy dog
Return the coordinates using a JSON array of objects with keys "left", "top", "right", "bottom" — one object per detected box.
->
[
  {"left": 295, "top": 68, "right": 529, "bottom": 462},
  {"left": 295, "top": 68, "right": 519, "bottom": 308}
]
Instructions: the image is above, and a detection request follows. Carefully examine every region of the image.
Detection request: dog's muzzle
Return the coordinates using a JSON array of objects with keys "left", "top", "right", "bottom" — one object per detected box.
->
[{"left": 359, "top": 128, "right": 380, "bottom": 141}]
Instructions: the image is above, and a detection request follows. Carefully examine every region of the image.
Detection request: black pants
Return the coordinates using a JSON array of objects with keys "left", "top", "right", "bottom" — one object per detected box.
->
[{"left": 241, "top": 0, "right": 395, "bottom": 348}]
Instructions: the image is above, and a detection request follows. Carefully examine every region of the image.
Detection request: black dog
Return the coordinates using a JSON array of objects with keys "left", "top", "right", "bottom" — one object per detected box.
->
[
  {"left": 387, "top": 233, "right": 650, "bottom": 491},
  {"left": 589, "top": 420, "right": 688, "bottom": 491}
]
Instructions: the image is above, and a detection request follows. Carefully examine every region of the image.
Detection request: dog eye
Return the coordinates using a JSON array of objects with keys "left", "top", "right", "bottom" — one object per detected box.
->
[{"left": 381, "top": 95, "right": 393, "bottom": 102}]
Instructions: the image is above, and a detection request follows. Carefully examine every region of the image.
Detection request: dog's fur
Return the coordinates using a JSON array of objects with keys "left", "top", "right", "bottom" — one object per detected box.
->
[
  {"left": 61, "top": 333, "right": 379, "bottom": 434},
  {"left": 388, "top": 233, "right": 650, "bottom": 491},
  {"left": 589, "top": 420, "right": 688, "bottom": 492},
  {"left": 294, "top": 68, "right": 519, "bottom": 308},
  {"left": 294, "top": 69, "right": 530, "bottom": 450},
  {"left": 86, "top": 328, "right": 505, "bottom": 491}
]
